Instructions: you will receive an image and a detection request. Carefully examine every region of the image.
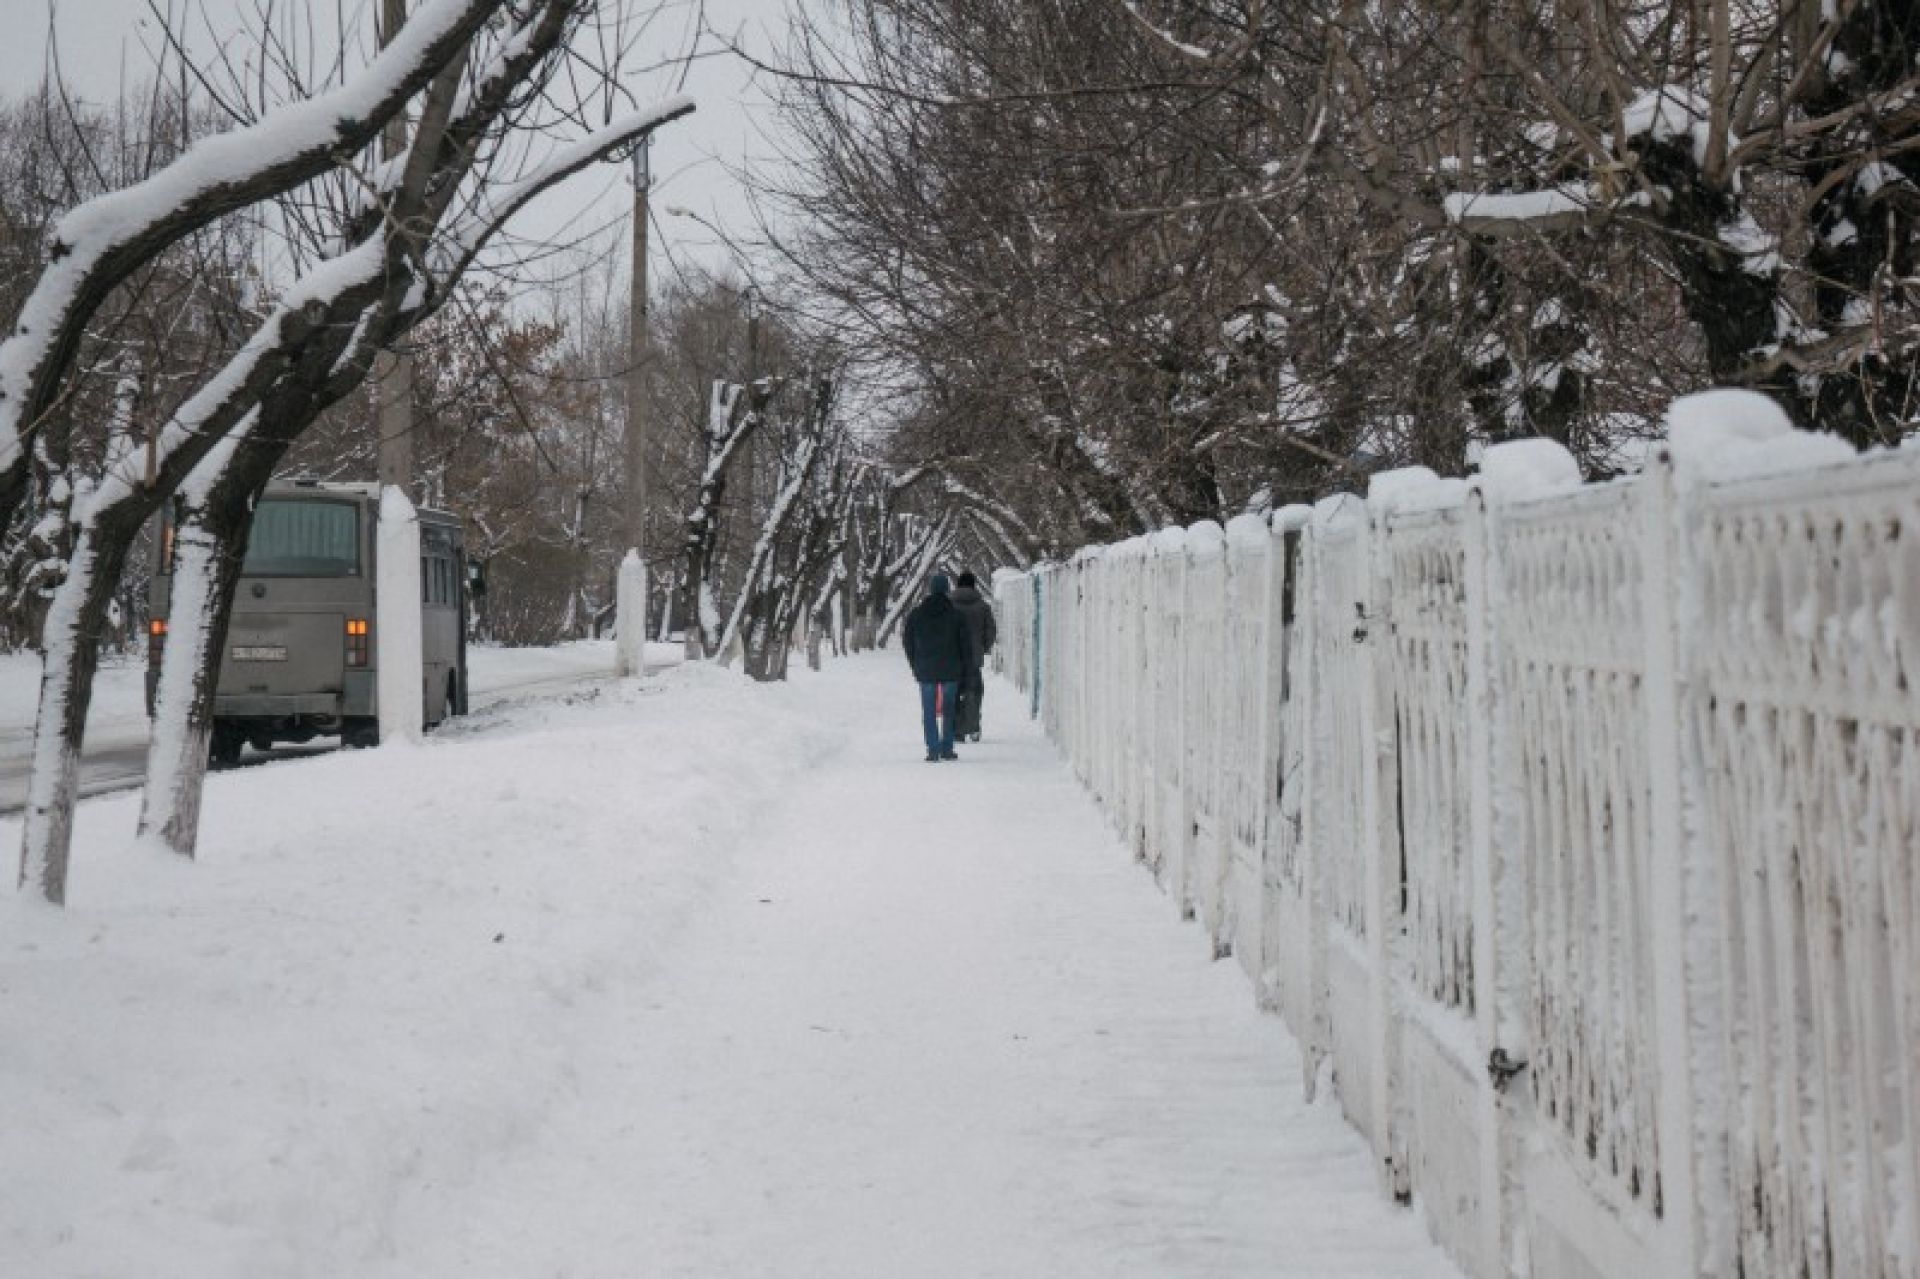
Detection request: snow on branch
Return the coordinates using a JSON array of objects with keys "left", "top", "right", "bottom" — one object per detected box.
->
[
  {"left": 877, "top": 509, "right": 956, "bottom": 641},
  {"left": 0, "top": 0, "right": 499, "bottom": 479},
  {"left": 716, "top": 431, "right": 825, "bottom": 659},
  {"left": 81, "top": 241, "right": 389, "bottom": 523},
  {"left": 1118, "top": 1, "right": 1219, "bottom": 61},
  {"left": 941, "top": 475, "right": 1038, "bottom": 552},
  {"left": 1442, "top": 184, "right": 1596, "bottom": 227}
]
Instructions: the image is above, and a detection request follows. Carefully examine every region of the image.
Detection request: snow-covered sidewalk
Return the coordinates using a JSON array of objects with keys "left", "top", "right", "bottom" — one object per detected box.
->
[{"left": 2, "top": 653, "right": 1458, "bottom": 1277}]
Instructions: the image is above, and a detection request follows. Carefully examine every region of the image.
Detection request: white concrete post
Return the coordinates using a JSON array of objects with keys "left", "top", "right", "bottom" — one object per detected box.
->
[
  {"left": 615, "top": 550, "right": 648, "bottom": 677},
  {"left": 377, "top": 486, "right": 425, "bottom": 745}
]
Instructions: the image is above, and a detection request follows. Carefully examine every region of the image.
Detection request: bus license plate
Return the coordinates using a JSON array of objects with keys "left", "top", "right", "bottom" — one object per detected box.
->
[{"left": 232, "top": 645, "right": 287, "bottom": 662}]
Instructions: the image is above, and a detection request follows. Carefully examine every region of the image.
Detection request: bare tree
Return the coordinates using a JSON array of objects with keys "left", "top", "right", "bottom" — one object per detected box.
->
[
  {"left": 7, "top": 0, "right": 695, "bottom": 901},
  {"left": 760, "top": 0, "right": 1919, "bottom": 562}
]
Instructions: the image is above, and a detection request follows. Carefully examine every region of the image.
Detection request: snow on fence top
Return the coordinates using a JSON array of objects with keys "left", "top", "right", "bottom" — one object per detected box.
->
[{"left": 993, "top": 393, "right": 1919, "bottom": 1279}]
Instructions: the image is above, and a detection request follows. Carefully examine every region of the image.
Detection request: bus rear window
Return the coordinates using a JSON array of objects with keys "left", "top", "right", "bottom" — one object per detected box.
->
[{"left": 244, "top": 499, "right": 360, "bottom": 577}]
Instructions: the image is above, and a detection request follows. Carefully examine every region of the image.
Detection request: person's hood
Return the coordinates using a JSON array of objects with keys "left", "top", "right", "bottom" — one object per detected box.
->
[
  {"left": 949, "top": 585, "right": 985, "bottom": 607},
  {"left": 917, "top": 592, "right": 956, "bottom": 616}
]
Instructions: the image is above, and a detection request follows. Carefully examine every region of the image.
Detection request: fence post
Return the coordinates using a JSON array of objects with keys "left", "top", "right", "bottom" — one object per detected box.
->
[
  {"left": 1464, "top": 490, "right": 1517, "bottom": 1274},
  {"left": 1238, "top": 516, "right": 1277, "bottom": 983},
  {"left": 1639, "top": 451, "right": 1704, "bottom": 1277},
  {"left": 1298, "top": 516, "right": 1332, "bottom": 1097},
  {"left": 1173, "top": 533, "right": 1195, "bottom": 917},
  {"left": 1359, "top": 506, "right": 1406, "bottom": 1198},
  {"left": 1030, "top": 572, "right": 1042, "bottom": 719}
]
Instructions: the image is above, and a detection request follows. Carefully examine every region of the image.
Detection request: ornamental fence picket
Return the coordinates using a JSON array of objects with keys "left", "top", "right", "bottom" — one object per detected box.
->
[{"left": 990, "top": 434, "right": 1920, "bottom": 1279}]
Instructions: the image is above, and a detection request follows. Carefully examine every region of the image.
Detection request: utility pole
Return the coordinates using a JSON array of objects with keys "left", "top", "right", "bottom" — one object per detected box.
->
[
  {"left": 744, "top": 283, "right": 760, "bottom": 382},
  {"left": 737, "top": 281, "right": 760, "bottom": 531},
  {"left": 614, "top": 139, "right": 651, "bottom": 677},
  {"left": 373, "top": 0, "right": 414, "bottom": 497}
]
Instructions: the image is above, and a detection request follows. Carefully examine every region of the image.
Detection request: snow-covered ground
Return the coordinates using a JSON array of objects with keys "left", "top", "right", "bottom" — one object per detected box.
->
[
  {"left": 0, "top": 651, "right": 150, "bottom": 740},
  {"left": 1, "top": 654, "right": 1459, "bottom": 1278}
]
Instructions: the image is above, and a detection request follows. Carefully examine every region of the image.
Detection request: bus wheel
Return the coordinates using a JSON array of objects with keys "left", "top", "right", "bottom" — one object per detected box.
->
[
  {"left": 342, "top": 718, "right": 379, "bottom": 750},
  {"left": 209, "top": 724, "right": 244, "bottom": 767}
]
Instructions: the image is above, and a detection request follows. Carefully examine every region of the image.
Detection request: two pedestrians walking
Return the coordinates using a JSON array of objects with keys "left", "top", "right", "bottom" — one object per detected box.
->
[{"left": 902, "top": 572, "right": 996, "bottom": 762}]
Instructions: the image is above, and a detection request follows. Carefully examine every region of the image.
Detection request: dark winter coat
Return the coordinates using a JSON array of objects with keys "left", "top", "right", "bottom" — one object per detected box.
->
[
  {"left": 902, "top": 593, "right": 975, "bottom": 683},
  {"left": 948, "top": 585, "right": 997, "bottom": 669}
]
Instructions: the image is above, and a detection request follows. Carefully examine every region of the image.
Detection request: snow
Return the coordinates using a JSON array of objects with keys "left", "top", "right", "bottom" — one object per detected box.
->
[
  {"left": 1442, "top": 183, "right": 1590, "bottom": 224},
  {"left": 1854, "top": 161, "right": 1908, "bottom": 196},
  {"left": 89, "top": 242, "right": 385, "bottom": 512},
  {"left": 1475, "top": 437, "right": 1583, "bottom": 504},
  {"left": 1224, "top": 511, "right": 1270, "bottom": 548},
  {"left": 1186, "top": 518, "right": 1226, "bottom": 557},
  {"left": 1273, "top": 503, "right": 1313, "bottom": 531},
  {"left": 1664, "top": 388, "right": 1855, "bottom": 483},
  {"left": 1151, "top": 525, "right": 1188, "bottom": 554},
  {"left": 1311, "top": 492, "right": 1364, "bottom": 528},
  {"left": 1620, "top": 86, "right": 1727, "bottom": 170},
  {"left": 1718, "top": 210, "right": 1781, "bottom": 276},
  {"left": 1121, "top": 1, "right": 1213, "bottom": 59},
  {"left": 1, "top": 656, "right": 1462, "bottom": 1278},
  {"left": 1367, "top": 466, "right": 1468, "bottom": 517}
]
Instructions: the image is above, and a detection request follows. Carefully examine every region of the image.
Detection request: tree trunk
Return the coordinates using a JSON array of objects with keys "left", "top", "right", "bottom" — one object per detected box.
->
[
  {"left": 17, "top": 526, "right": 133, "bottom": 903},
  {"left": 136, "top": 498, "right": 250, "bottom": 856}
]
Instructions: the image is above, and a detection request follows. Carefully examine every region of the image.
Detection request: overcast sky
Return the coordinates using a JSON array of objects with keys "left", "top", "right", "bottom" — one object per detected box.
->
[{"left": 0, "top": 0, "right": 799, "bottom": 289}]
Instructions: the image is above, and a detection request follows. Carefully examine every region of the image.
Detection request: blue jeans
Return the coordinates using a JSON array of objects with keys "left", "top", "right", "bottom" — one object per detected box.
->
[{"left": 919, "top": 680, "right": 959, "bottom": 756}]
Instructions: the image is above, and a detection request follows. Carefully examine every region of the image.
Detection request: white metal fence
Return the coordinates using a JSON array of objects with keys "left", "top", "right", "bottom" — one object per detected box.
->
[{"left": 993, "top": 427, "right": 1920, "bottom": 1279}]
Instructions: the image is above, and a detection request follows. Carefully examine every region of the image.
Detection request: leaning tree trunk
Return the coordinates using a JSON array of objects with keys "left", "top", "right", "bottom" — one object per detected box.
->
[
  {"left": 18, "top": 521, "right": 136, "bottom": 903},
  {"left": 135, "top": 491, "right": 254, "bottom": 856},
  {"left": 874, "top": 511, "right": 954, "bottom": 648}
]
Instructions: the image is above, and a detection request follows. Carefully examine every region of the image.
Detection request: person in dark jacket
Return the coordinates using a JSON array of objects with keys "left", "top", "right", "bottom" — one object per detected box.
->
[
  {"left": 948, "top": 572, "right": 996, "bottom": 741},
  {"left": 902, "top": 573, "right": 974, "bottom": 761}
]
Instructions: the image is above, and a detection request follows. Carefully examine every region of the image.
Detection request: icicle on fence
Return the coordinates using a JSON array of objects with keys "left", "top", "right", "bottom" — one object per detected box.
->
[{"left": 992, "top": 395, "right": 1919, "bottom": 1279}]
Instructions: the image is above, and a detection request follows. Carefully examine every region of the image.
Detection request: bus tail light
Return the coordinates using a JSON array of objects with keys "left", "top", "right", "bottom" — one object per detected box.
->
[
  {"left": 345, "top": 618, "right": 370, "bottom": 667},
  {"left": 148, "top": 618, "right": 167, "bottom": 666}
]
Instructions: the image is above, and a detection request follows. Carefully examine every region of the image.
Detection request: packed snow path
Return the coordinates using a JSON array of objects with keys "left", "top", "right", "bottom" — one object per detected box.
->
[
  {"left": 392, "top": 657, "right": 1459, "bottom": 1277},
  {"left": 2, "top": 653, "right": 1459, "bottom": 1277}
]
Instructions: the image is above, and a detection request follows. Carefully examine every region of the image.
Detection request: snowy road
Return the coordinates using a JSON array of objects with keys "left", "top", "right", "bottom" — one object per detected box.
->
[
  {"left": 0, "top": 641, "right": 669, "bottom": 814},
  {"left": 2, "top": 653, "right": 1459, "bottom": 1277}
]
